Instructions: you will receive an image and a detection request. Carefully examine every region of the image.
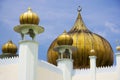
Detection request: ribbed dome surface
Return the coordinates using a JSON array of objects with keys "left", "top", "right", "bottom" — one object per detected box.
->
[
  {"left": 2, "top": 40, "right": 17, "bottom": 54},
  {"left": 47, "top": 11, "right": 114, "bottom": 69},
  {"left": 57, "top": 30, "right": 73, "bottom": 45},
  {"left": 20, "top": 8, "right": 39, "bottom": 25}
]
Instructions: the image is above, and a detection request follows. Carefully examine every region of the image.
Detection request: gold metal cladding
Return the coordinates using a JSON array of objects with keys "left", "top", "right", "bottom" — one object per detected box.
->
[
  {"left": 47, "top": 9, "right": 114, "bottom": 69},
  {"left": 19, "top": 8, "right": 39, "bottom": 25},
  {"left": 2, "top": 40, "right": 17, "bottom": 54}
]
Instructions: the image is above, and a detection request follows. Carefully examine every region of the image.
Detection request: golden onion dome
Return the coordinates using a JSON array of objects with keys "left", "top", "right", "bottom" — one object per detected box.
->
[
  {"left": 20, "top": 8, "right": 39, "bottom": 25},
  {"left": 2, "top": 40, "right": 17, "bottom": 54},
  {"left": 57, "top": 30, "right": 73, "bottom": 45},
  {"left": 47, "top": 9, "right": 114, "bottom": 69}
]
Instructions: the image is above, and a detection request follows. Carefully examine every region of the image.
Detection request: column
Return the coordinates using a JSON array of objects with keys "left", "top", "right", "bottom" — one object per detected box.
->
[
  {"left": 19, "top": 40, "right": 38, "bottom": 80},
  {"left": 89, "top": 56, "right": 97, "bottom": 80},
  {"left": 57, "top": 59, "right": 73, "bottom": 80},
  {"left": 116, "top": 53, "right": 120, "bottom": 80}
]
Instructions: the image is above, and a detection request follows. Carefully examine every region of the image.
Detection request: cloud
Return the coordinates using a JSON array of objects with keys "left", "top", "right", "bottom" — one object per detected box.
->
[{"left": 105, "top": 22, "right": 120, "bottom": 34}]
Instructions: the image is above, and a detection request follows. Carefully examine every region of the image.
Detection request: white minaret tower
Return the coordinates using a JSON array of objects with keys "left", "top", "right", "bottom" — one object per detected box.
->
[
  {"left": 116, "top": 41, "right": 120, "bottom": 80},
  {"left": 14, "top": 8, "right": 44, "bottom": 80},
  {"left": 89, "top": 49, "right": 97, "bottom": 80},
  {"left": 54, "top": 31, "right": 76, "bottom": 80}
]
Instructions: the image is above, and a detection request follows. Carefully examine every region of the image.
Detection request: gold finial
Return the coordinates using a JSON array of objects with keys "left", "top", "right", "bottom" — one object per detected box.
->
[
  {"left": 116, "top": 40, "right": 120, "bottom": 51},
  {"left": 90, "top": 49, "right": 96, "bottom": 56},
  {"left": 77, "top": 6, "right": 82, "bottom": 12},
  {"left": 28, "top": 7, "right": 32, "bottom": 11},
  {"left": 63, "top": 30, "right": 67, "bottom": 33},
  {"left": 8, "top": 40, "right": 12, "bottom": 43}
]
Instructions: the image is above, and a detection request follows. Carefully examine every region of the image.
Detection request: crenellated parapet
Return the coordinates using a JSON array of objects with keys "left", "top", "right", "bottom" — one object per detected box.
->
[
  {"left": 96, "top": 66, "right": 116, "bottom": 73},
  {"left": 0, "top": 56, "right": 19, "bottom": 65},
  {"left": 73, "top": 65, "right": 116, "bottom": 74}
]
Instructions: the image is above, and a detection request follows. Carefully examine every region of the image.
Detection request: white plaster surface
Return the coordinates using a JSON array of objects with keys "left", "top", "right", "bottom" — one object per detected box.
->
[{"left": 0, "top": 53, "right": 120, "bottom": 80}]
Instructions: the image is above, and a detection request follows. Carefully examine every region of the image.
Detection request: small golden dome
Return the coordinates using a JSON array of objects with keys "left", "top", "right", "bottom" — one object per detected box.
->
[
  {"left": 20, "top": 8, "right": 39, "bottom": 25},
  {"left": 90, "top": 49, "right": 96, "bottom": 56},
  {"left": 57, "top": 30, "right": 73, "bottom": 45},
  {"left": 2, "top": 40, "right": 17, "bottom": 54},
  {"left": 116, "top": 46, "right": 120, "bottom": 51}
]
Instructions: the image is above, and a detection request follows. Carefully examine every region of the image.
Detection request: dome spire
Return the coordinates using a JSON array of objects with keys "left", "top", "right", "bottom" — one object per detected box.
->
[
  {"left": 69, "top": 6, "right": 90, "bottom": 33},
  {"left": 28, "top": 7, "right": 32, "bottom": 11},
  {"left": 63, "top": 30, "right": 67, "bottom": 33}
]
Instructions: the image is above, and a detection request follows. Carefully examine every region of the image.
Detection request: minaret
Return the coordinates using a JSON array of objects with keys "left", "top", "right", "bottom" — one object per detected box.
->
[
  {"left": 54, "top": 31, "right": 76, "bottom": 80},
  {"left": 14, "top": 8, "right": 44, "bottom": 80},
  {"left": 89, "top": 49, "right": 96, "bottom": 80},
  {"left": 116, "top": 41, "right": 120, "bottom": 80}
]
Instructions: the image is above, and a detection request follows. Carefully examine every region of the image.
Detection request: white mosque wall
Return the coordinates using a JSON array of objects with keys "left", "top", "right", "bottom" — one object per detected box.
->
[
  {"left": 37, "top": 60, "right": 63, "bottom": 80},
  {"left": 72, "top": 66, "right": 117, "bottom": 80},
  {"left": 0, "top": 58, "right": 63, "bottom": 80},
  {"left": 72, "top": 68, "right": 91, "bottom": 80},
  {"left": 0, "top": 57, "right": 119, "bottom": 80},
  {"left": 0, "top": 57, "right": 19, "bottom": 80},
  {"left": 96, "top": 66, "right": 117, "bottom": 80},
  {"left": 0, "top": 64, "right": 18, "bottom": 80}
]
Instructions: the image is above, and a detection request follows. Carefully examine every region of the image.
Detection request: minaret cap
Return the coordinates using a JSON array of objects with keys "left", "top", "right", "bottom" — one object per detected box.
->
[
  {"left": 2, "top": 40, "right": 17, "bottom": 54},
  {"left": 116, "top": 46, "right": 120, "bottom": 51},
  {"left": 57, "top": 30, "right": 73, "bottom": 45},
  {"left": 14, "top": 7, "right": 44, "bottom": 40},
  {"left": 89, "top": 49, "right": 96, "bottom": 56},
  {"left": 20, "top": 7, "right": 40, "bottom": 25}
]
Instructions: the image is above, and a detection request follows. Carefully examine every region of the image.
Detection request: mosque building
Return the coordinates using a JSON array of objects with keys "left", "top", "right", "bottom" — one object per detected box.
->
[{"left": 0, "top": 6, "right": 120, "bottom": 80}]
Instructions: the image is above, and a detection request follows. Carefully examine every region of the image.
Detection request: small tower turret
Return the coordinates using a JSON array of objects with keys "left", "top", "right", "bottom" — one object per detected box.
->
[
  {"left": 54, "top": 30, "right": 76, "bottom": 80},
  {"left": 89, "top": 49, "right": 97, "bottom": 80}
]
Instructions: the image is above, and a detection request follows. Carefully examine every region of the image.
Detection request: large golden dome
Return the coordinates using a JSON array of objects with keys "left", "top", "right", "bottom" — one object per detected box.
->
[{"left": 47, "top": 10, "right": 114, "bottom": 69}]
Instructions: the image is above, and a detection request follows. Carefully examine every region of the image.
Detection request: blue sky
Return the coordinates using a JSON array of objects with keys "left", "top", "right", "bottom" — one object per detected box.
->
[{"left": 0, "top": 0, "right": 120, "bottom": 61}]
